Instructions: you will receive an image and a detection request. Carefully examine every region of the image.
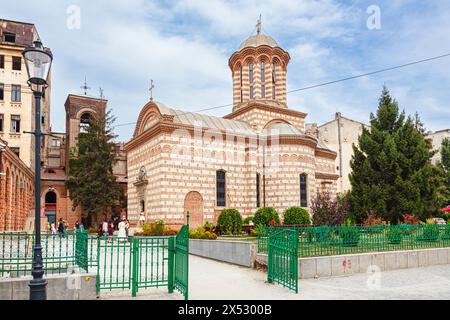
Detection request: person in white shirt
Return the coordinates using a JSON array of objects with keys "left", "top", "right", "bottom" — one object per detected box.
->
[{"left": 102, "top": 221, "right": 109, "bottom": 237}]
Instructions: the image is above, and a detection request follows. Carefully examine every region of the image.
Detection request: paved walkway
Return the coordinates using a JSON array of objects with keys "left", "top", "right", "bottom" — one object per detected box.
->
[{"left": 101, "top": 255, "right": 450, "bottom": 300}]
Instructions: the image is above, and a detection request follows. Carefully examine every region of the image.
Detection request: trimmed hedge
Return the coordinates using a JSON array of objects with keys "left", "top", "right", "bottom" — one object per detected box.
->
[
  {"left": 217, "top": 209, "right": 243, "bottom": 235},
  {"left": 283, "top": 207, "right": 311, "bottom": 225},
  {"left": 253, "top": 207, "right": 280, "bottom": 226}
]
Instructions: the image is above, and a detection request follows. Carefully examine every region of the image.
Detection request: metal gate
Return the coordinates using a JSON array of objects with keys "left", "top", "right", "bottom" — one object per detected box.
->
[
  {"left": 92, "top": 225, "right": 189, "bottom": 300},
  {"left": 174, "top": 225, "right": 189, "bottom": 300},
  {"left": 267, "top": 228, "right": 299, "bottom": 293}
]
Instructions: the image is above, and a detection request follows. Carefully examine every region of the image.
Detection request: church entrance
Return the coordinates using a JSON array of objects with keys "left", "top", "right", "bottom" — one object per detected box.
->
[
  {"left": 45, "top": 191, "right": 57, "bottom": 225},
  {"left": 184, "top": 192, "right": 204, "bottom": 229}
]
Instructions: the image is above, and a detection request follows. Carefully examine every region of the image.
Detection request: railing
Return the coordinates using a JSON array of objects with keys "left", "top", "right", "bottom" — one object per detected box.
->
[
  {"left": 1, "top": 229, "right": 189, "bottom": 299},
  {"left": 0, "top": 231, "right": 77, "bottom": 278},
  {"left": 258, "top": 224, "right": 450, "bottom": 257}
]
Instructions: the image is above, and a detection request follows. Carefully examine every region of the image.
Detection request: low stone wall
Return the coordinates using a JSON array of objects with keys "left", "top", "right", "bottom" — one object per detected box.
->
[
  {"left": 0, "top": 273, "right": 97, "bottom": 300},
  {"left": 256, "top": 247, "right": 450, "bottom": 279},
  {"left": 189, "top": 239, "right": 256, "bottom": 267}
]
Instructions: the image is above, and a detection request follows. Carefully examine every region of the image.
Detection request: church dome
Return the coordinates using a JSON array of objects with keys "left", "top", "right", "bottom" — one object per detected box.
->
[{"left": 239, "top": 34, "right": 279, "bottom": 50}]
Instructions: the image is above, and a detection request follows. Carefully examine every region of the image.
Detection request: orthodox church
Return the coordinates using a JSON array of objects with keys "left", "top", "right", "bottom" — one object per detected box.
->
[{"left": 126, "top": 23, "right": 339, "bottom": 229}]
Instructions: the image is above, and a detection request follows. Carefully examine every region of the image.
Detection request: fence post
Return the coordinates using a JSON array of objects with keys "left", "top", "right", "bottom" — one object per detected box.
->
[
  {"left": 95, "top": 236, "right": 100, "bottom": 296},
  {"left": 168, "top": 236, "right": 175, "bottom": 294},
  {"left": 131, "top": 238, "right": 138, "bottom": 298}
]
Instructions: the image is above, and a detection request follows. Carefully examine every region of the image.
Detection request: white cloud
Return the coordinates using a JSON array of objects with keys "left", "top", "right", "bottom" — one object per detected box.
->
[{"left": 1, "top": 0, "right": 449, "bottom": 141}]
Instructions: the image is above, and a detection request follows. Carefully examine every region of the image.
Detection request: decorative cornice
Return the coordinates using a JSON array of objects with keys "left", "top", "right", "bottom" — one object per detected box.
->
[
  {"left": 315, "top": 148, "right": 337, "bottom": 160},
  {"left": 229, "top": 45, "right": 290, "bottom": 70},
  {"left": 315, "top": 173, "right": 340, "bottom": 181},
  {"left": 224, "top": 101, "right": 307, "bottom": 120}
]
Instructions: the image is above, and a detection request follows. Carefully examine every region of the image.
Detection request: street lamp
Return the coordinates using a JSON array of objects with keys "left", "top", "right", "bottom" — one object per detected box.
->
[{"left": 22, "top": 39, "right": 53, "bottom": 300}]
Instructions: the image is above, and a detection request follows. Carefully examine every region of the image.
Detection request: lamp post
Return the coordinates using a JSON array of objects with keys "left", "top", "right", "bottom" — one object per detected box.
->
[{"left": 22, "top": 40, "right": 53, "bottom": 300}]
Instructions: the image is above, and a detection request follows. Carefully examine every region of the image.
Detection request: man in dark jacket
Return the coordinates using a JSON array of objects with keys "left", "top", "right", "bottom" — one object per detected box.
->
[{"left": 58, "top": 218, "right": 65, "bottom": 238}]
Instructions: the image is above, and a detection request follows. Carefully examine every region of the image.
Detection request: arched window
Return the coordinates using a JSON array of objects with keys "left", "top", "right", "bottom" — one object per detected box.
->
[
  {"left": 80, "top": 113, "right": 93, "bottom": 133},
  {"left": 216, "top": 170, "right": 226, "bottom": 207},
  {"left": 261, "top": 63, "right": 266, "bottom": 98},
  {"left": 300, "top": 174, "right": 308, "bottom": 207},
  {"left": 272, "top": 63, "right": 276, "bottom": 99},
  {"left": 256, "top": 173, "right": 261, "bottom": 208},
  {"left": 240, "top": 67, "right": 243, "bottom": 102},
  {"left": 45, "top": 191, "right": 57, "bottom": 204},
  {"left": 249, "top": 64, "right": 254, "bottom": 99}
]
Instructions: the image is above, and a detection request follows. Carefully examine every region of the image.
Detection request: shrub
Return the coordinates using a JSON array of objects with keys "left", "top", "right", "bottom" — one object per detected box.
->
[
  {"left": 363, "top": 214, "right": 387, "bottom": 226},
  {"left": 135, "top": 220, "right": 178, "bottom": 237},
  {"left": 203, "top": 221, "right": 214, "bottom": 232},
  {"left": 312, "top": 192, "right": 349, "bottom": 226},
  {"left": 339, "top": 227, "right": 360, "bottom": 246},
  {"left": 243, "top": 216, "right": 254, "bottom": 225},
  {"left": 443, "top": 213, "right": 450, "bottom": 222},
  {"left": 386, "top": 228, "right": 403, "bottom": 244},
  {"left": 417, "top": 225, "right": 440, "bottom": 242},
  {"left": 189, "top": 227, "right": 217, "bottom": 240},
  {"left": 217, "top": 209, "right": 243, "bottom": 235},
  {"left": 249, "top": 228, "right": 258, "bottom": 237},
  {"left": 283, "top": 207, "right": 311, "bottom": 225},
  {"left": 306, "top": 227, "right": 331, "bottom": 243},
  {"left": 88, "top": 226, "right": 98, "bottom": 234},
  {"left": 402, "top": 214, "right": 419, "bottom": 225},
  {"left": 253, "top": 207, "right": 280, "bottom": 226}
]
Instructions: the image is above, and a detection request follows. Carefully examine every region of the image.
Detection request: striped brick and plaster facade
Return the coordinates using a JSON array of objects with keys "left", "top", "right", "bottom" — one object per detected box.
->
[{"left": 126, "top": 30, "right": 339, "bottom": 229}]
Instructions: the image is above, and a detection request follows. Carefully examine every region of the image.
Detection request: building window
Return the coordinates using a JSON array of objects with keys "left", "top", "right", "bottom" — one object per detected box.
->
[
  {"left": 261, "top": 85, "right": 266, "bottom": 98},
  {"left": 0, "top": 83, "right": 3, "bottom": 100},
  {"left": 256, "top": 173, "right": 261, "bottom": 208},
  {"left": 0, "top": 55, "right": 4, "bottom": 69},
  {"left": 51, "top": 139, "right": 61, "bottom": 147},
  {"left": 272, "top": 63, "right": 276, "bottom": 99},
  {"left": 11, "top": 115, "right": 21, "bottom": 133},
  {"left": 250, "top": 85, "right": 254, "bottom": 99},
  {"left": 80, "top": 113, "right": 92, "bottom": 133},
  {"left": 10, "top": 147, "right": 20, "bottom": 158},
  {"left": 261, "top": 63, "right": 265, "bottom": 83},
  {"left": 216, "top": 170, "right": 226, "bottom": 207},
  {"left": 240, "top": 67, "right": 243, "bottom": 103},
  {"left": 12, "top": 57, "right": 21, "bottom": 71},
  {"left": 11, "top": 85, "right": 21, "bottom": 102},
  {"left": 249, "top": 63, "right": 253, "bottom": 83},
  {"left": 4, "top": 32, "right": 16, "bottom": 43},
  {"left": 0, "top": 114, "right": 3, "bottom": 132},
  {"left": 140, "top": 200, "right": 145, "bottom": 213},
  {"left": 300, "top": 174, "right": 308, "bottom": 208}
]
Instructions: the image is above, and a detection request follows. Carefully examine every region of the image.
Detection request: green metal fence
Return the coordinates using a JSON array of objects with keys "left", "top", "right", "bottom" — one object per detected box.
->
[
  {"left": 267, "top": 229, "right": 298, "bottom": 293},
  {"left": 131, "top": 237, "right": 172, "bottom": 297},
  {"left": 0, "top": 231, "right": 77, "bottom": 277},
  {"left": 174, "top": 225, "right": 189, "bottom": 300},
  {"left": 258, "top": 224, "right": 450, "bottom": 257},
  {"left": 96, "top": 236, "right": 133, "bottom": 292}
]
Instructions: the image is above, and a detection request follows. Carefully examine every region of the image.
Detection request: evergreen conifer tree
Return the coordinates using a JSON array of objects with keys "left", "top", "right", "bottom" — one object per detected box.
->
[
  {"left": 65, "top": 109, "right": 121, "bottom": 226},
  {"left": 349, "top": 87, "right": 447, "bottom": 223}
]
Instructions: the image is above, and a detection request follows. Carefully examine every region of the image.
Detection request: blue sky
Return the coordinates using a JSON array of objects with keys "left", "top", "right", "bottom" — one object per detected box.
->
[{"left": 3, "top": 0, "right": 450, "bottom": 142}]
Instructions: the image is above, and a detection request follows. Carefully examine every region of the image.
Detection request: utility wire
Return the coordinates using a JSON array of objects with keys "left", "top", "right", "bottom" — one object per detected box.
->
[
  {"left": 113, "top": 53, "right": 450, "bottom": 128},
  {"left": 287, "top": 53, "right": 450, "bottom": 94}
]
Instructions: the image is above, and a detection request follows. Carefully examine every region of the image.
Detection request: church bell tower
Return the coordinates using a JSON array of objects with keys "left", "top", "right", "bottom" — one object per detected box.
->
[{"left": 228, "top": 18, "right": 291, "bottom": 111}]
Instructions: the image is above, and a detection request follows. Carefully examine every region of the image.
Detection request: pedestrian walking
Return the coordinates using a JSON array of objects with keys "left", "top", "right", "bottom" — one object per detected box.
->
[
  {"left": 125, "top": 219, "right": 130, "bottom": 237},
  {"left": 51, "top": 222, "right": 57, "bottom": 238},
  {"left": 118, "top": 216, "right": 127, "bottom": 239},
  {"left": 58, "top": 218, "right": 65, "bottom": 238}
]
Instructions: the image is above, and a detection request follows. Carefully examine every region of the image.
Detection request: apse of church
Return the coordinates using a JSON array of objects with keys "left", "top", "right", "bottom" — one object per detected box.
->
[{"left": 126, "top": 23, "right": 339, "bottom": 229}]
